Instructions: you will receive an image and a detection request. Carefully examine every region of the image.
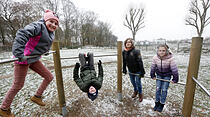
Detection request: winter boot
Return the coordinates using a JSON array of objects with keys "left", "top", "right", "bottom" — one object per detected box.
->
[
  {"left": 157, "top": 103, "right": 165, "bottom": 112},
  {"left": 139, "top": 93, "right": 143, "bottom": 102},
  {"left": 153, "top": 101, "right": 160, "bottom": 111},
  {"left": 0, "top": 108, "right": 15, "bottom": 117},
  {"left": 131, "top": 91, "right": 138, "bottom": 98},
  {"left": 30, "top": 95, "right": 46, "bottom": 106}
]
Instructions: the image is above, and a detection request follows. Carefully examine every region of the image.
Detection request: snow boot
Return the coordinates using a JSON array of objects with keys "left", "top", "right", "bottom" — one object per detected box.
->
[
  {"left": 157, "top": 103, "right": 165, "bottom": 112},
  {"left": 139, "top": 93, "right": 143, "bottom": 102},
  {"left": 30, "top": 95, "right": 46, "bottom": 106},
  {"left": 131, "top": 91, "right": 138, "bottom": 98},
  {"left": 153, "top": 101, "right": 160, "bottom": 111},
  {"left": 0, "top": 108, "right": 15, "bottom": 117}
]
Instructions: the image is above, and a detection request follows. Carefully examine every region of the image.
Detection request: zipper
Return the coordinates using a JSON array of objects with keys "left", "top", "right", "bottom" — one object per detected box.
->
[{"left": 160, "top": 59, "right": 163, "bottom": 72}]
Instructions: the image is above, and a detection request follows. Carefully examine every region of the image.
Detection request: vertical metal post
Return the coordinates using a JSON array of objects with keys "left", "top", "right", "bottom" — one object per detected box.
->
[
  {"left": 52, "top": 41, "right": 67, "bottom": 116},
  {"left": 182, "top": 37, "right": 203, "bottom": 117},
  {"left": 117, "top": 41, "right": 123, "bottom": 101}
]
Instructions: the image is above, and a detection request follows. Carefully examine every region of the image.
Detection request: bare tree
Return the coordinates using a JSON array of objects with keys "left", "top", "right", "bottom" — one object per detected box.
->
[
  {"left": 124, "top": 7, "right": 145, "bottom": 40},
  {"left": 80, "top": 11, "right": 97, "bottom": 46},
  {"left": 186, "top": 0, "right": 210, "bottom": 37}
]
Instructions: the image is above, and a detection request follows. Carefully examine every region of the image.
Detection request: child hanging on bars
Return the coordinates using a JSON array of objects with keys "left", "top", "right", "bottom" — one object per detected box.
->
[
  {"left": 0, "top": 9, "right": 59, "bottom": 117},
  {"left": 73, "top": 53, "right": 103, "bottom": 101},
  {"left": 150, "top": 44, "right": 179, "bottom": 112}
]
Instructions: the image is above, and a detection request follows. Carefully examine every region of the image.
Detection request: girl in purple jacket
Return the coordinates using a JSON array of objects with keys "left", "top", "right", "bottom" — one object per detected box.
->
[
  {"left": 0, "top": 10, "right": 59, "bottom": 117},
  {"left": 150, "top": 44, "right": 179, "bottom": 112}
]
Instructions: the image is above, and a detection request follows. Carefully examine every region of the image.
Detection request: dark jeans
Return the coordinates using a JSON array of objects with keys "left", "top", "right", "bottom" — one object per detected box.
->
[
  {"left": 155, "top": 75, "right": 171, "bottom": 104},
  {"left": 129, "top": 72, "right": 142, "bottom": 94}
]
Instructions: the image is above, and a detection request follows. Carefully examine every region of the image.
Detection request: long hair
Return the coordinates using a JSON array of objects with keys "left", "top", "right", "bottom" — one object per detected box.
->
[
  {"left": 124, "top": 38, "right": 135, "bottom": 49},
  {"left": 157, "top": 44, "right": 169, "bottom": 55}
]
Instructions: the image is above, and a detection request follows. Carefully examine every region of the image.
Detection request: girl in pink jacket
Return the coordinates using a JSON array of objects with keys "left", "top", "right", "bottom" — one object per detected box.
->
[
  {"left": 150, "top": 44, "right": 179, "bottom": 112},
  {"left": 0, "top": 10, "right": 59, "bottom": 117}
]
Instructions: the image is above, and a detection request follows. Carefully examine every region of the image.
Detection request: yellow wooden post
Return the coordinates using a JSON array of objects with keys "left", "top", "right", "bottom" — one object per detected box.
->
[
  {"left": 52, "top": 41, "right": 67, "bottom": 116},
  {"left": 182, "top": 37, "right": 203, "bottom": 116},
  {"left": 117, "top": 41, "right": 123, "bottom": 101}
]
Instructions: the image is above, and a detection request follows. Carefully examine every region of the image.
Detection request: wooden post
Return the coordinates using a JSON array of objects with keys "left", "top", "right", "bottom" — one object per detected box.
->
[
  {"left": 117, "top": 41, "right": 123, "bottom": 101},
  {"left": 182, "top": 37, "right": 203, "bottom": 117},
  {"left": 52, "top": 41, "right": 67, "bottom": 116}
]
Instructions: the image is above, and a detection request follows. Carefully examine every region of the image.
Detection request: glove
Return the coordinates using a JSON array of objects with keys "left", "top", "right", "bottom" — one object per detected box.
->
[
  {"left": 18, "top": 56, "right": 27, "bottom": 62},
  {"left": 75, "top": 63, "right": 80, "bottom": 69},
  {"left": 123, "top": 69, "right": 127, "bottom": 74},
  {"left": 98, "top": 60, "right": 102, "bottom": 66}
]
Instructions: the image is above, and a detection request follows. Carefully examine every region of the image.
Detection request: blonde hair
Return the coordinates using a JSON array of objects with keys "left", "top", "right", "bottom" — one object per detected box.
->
[{"left": 124, "top": 38, "right": 134, "bottom": 48}]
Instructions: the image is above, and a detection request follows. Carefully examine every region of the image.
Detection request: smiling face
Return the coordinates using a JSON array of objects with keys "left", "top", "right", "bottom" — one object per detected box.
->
[
  {"left": 158, "top": 46, "right": 167, "bottom": 57},
  {"left": 89, "top": 86, "right": 96, "bottom": 94},
  {"left": 45, "top": 19, "right": 58, "bottom": 32},
  {"left": 125, "top": 40, "right": 133, "bottom": 48}
]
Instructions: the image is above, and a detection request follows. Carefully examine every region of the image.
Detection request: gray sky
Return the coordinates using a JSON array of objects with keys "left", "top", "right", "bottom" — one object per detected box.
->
[{"left": 72, "top": 0, "right": 210, "bottom": 41}]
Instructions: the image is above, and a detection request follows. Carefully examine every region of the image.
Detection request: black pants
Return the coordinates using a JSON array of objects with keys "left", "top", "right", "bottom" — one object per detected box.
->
[{"left": 79, "top": 52, "right": 94, "bottom": 70}]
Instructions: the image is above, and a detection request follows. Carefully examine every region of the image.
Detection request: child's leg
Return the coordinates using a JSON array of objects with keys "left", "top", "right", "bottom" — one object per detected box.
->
[
  {"left": 155, "top": 79, "right": 162, "bottom": 103},
  {"left": 29, "top": 61, "right": 53, "bottom": 97},
  {"left": 160, "top": 77, "right": 170, "bottom": 104},
  {"left": 79, "top": 53, "right": 86, "bottom": 68},
  {"left": 0, "top": 63, "right": 29, "bottom": 109},
  {"left": 135, "top": 74, "right": 142, "bottom": 94},
  {"left": 129, "top": 74, "right": 138, "bottom": 92},
  {"left": 87, "top": 52, "right": 94, "bottom": 67}
]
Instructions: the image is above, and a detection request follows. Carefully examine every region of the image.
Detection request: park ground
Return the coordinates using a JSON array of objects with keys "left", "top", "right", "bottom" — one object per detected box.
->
[{"left": 0, "top": 46, "right": 209, "bottom": 117}]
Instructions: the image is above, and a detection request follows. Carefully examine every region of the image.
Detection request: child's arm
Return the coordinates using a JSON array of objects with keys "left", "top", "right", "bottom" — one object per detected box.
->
[
  {"left": 97, "top": 60, "right": 103, "bottom": 84},
  {"left": 150, "top": 56, "right": 157, "bottom": 79},
  {"left": 12, "top": 22, "right": 42, "bottom": 58},
  {"left": 170, "top": 58, "right": 179, "bottom": 83},
  {"left": 73, "top": 63, "right": 85, "bottom": 89},
  {"left": 136, "top": 50, "right": 145, "bottom": 76},
  {"left": 122, "top": 51, "right": 127, "bottom": 74}
]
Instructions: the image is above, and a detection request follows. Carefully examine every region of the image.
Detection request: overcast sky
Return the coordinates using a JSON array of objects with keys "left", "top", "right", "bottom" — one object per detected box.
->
[{"left": 72, "top": 0, "right": 210, "bottom": 41}]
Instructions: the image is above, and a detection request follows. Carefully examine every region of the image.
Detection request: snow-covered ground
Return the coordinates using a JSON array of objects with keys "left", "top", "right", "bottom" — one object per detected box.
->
[{"left": 0, "top": 47, "right": 209, "bottom": 117}]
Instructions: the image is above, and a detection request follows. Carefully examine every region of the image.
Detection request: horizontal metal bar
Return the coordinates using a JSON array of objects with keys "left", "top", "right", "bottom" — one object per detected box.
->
[
  {"left": 128, "top": 72, "right": 186, "bottom": 85},
  {"left": 60, "top": 54, "right": 117, "bottom": 60},
  {"left": 0, "top": 51, "right": 56, "bottom": 64},
  {"left": 48, "top": 51, "right": 56, "bottom": 54},
  {"left": 192, "top": 77, "right": 210, "bottom": 97},
  {"left": 0, "top": 58, "right": 19, "bottom": 64}
]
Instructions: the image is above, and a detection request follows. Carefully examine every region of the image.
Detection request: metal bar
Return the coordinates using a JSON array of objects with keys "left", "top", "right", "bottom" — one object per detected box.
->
[
  {"left": 128, "top": 72, "right": 186, "bottom": 85},
  {"left": 0, "top": 58, "right": 19, "bottom": 64},
  {"left": 0, "top": 51, "right": 56, "bottom": 64},
  {"left": 60, "top": 54, "right": 117, "bottom": 60},
  {"left": 192, "top": 77, "right": 210, "bottom": 97}
]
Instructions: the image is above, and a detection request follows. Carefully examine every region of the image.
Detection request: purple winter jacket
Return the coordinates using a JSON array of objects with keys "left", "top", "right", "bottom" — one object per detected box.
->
[
  {"left": 12, "top": 19, "right": 54, "bottom": 64},
  {"left": 150, "top": 54, "right": 179, "bottom": 83}
]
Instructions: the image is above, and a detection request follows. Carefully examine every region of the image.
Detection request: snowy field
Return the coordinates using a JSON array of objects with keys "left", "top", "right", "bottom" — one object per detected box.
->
[{"left": 0, "top": 47, "right": 209, "bottom": 117}]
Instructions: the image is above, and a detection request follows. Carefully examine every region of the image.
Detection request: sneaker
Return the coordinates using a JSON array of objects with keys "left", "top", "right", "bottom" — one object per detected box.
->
[
  {"left": 0, "top": 108, "right": 15, "bottom": 117},
  {"left": 131, "top": 91, "right": 138, "bottom": 98},
  {"left": 30, "top": 96, "right": 46, "bottom": 106}
]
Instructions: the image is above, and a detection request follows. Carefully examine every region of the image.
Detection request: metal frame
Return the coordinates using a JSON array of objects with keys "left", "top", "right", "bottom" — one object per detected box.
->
[{"left": 192, "top": 77, "right": 210, "bottom": 97}]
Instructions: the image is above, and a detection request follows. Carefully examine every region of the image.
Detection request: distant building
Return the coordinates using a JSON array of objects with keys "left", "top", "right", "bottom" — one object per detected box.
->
[
  {"left": 136, "top": 40, "right": 151, "bottom": 46},
  {"left": 155, "top": 38, "right": 166, "bottom": 45}
]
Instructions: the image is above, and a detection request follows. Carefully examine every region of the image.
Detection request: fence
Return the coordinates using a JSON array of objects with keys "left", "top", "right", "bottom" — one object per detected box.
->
[{"left": 0, "top": 39, "right": 209, "bottom": 116}]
